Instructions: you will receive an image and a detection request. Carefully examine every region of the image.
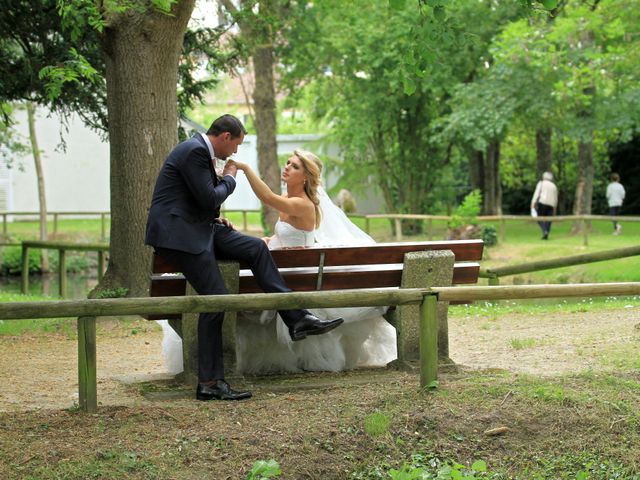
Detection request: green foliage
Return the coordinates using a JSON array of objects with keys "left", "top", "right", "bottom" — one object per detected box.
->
[
  {"left": 247, "top": 459, "right": 282, "bottom": 480},
  {"left": 354, "top": 454, "right": 492, "bottom": 480},
  {"left": 449, "top": 190, "right": 482, "bottom": 230},
  {"left": 364, "top": 411, "right": 392, "bottom": 437},
  {"left": 0, "top": 103, "right": 30, "bottom": 167},
  {"left": 1, "top": 247, "right": 41, "bottom": 275},
  {"left": 95, "top": 287, "right": 129, "bottom": 299},
  {"left": 39, "top": 47, "right": 100, "bottom": 101},
  {"left": 481, "top": 225, "right": 498, "bottom": 247}
]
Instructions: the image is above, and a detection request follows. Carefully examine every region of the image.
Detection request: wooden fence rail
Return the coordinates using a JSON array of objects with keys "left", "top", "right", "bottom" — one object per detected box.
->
[
  {"left": 479, "top": 245, "right": 640, "bottom": 285},
  {"left": 21, "top": 240, "right": 109, "bottom": 298},
  {"left": 0, "top": 211, "right": 110, "bottom": 238},
  {"left": 346, "top": 213, "right": 640, "bottom": 244},
  {"left": 1, "top": 282, "right": 640, "bottom": 412}
]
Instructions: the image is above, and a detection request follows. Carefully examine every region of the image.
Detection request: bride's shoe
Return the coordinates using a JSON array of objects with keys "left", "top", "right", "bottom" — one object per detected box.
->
[{"left": 289, "top": 314, "right": 344, "bottom": 341}]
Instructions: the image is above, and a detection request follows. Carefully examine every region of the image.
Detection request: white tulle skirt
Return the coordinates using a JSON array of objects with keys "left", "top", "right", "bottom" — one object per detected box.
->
[
  {"left": 158, "top": 307, "right": 397, "bottom": 376},
  {"left": 235, "top": 306, "right": 397, "bottom": 374}
]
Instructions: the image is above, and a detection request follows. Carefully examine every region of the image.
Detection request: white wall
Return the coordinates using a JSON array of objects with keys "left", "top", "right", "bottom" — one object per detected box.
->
[
  {"left": 4, "top": 109, "right": 382, "bottom": 215},
  {"left": 10, "top": 107, "right": 110, "bottom": 212}
]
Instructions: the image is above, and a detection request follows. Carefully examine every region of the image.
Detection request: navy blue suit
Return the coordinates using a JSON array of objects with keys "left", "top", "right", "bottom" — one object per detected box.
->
[{"left": 145, "top": 134, "right": 303, "bottom": 381}]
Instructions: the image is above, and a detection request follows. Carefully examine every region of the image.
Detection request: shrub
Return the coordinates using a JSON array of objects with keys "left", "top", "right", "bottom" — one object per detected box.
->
[
  {"left": 448, "top": 190, "right": 482, "bottom": 230},
  {"left": 1, "top": 247, "right": 41, "bottom": 275},
  {"left": 481, "top": 225, "right": 498, "bottom": 247}
]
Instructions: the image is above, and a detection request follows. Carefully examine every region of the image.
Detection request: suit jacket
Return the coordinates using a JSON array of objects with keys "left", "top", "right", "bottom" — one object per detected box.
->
[{"left": 145, "top": 134, "right": 236, "bottom": 254}]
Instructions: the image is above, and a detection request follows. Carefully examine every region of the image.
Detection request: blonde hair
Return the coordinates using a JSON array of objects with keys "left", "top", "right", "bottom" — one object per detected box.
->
[{"left": 293, "top": 149, "right": 323, "bottom": 228}]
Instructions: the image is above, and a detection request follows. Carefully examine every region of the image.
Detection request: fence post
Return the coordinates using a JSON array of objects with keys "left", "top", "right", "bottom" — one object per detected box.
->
[
  {"left": 98, "top": 251, "right": 105, "bottom": 281},
  {"left": 395, "top": 218, "right": 402, "bottom": 241},
  {"left": 242, "top": 211, "right": 248, "bottom": 231},
  {"left": 500, "top": 217, "right": 506, "bottom": 243},
  {"left": 582, "top": 218, "right": 588, "bottom": 247},
  {"left": 53, "top": 213, "right": 59, "bottom": 235},
  {"left": 100, "top": 213, "right": 106, "bottom": 240},
  {"left": 365, "top": 217, "right": 371, "bottom": 234},
  {"left": 419, "top": 293, "right": 438, "bottom": 388},
  {"left": 396, "top": 250, "right": 454, "bottom": 366},
  {"left": 2, "top": 213, "right": 6, "bottom": 236},
  {"left": 78, "top": 316, "right": 97, "bottom": 413},
  {"left": 59, "top": 249, "right": 67, "bottom": 298},
  {"left": 21, "top": 244, "right": 29, "bottom": 294},
  {"left": 427, "top": 218, "right": 433, "bottom": 241}
]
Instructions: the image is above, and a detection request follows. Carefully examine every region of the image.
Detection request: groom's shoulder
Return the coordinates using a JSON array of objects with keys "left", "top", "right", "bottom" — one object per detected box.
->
[{"left": 171, "top": 135, "right": 207, "bottom": 158}]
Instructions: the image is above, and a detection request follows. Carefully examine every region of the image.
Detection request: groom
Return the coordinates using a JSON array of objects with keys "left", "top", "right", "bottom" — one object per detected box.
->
[{"left": 145, "top": 114, "right": 343, "bottom": 401}]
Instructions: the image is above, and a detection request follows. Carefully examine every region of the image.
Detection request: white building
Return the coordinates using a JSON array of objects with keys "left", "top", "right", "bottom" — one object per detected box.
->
[{"left": 3, "top": 107, "right": 381, "bottom": 217}]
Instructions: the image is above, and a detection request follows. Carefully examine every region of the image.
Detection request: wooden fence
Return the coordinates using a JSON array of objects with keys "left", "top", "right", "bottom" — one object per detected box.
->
[
  {"left": 3, "top": 210, "right": 637, "bottom": 244},
  {"left": 21, "top": 240, "right": 109, "bottom": 297},
  {"left": 349, "top": 213, "right": 640, "bottom": 244},
  {"left": 1, "top": 282, "right": 639, "bottom": 412},
  {"left": 479, "top": 245, "right": 640, "bottom": 285},
  {"left": 0, "top": 211, "right": 110, "bottom": 239}
]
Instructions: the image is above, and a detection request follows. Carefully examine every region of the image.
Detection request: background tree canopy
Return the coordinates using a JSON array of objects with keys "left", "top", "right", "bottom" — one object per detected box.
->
[{"left": 0, "top": 0, "right": 637, "bottom": 295}]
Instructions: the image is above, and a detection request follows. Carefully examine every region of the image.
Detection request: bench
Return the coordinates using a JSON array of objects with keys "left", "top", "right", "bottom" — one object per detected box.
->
[{"left": 144, "top": 239, "right": 484, "bottom": 385}]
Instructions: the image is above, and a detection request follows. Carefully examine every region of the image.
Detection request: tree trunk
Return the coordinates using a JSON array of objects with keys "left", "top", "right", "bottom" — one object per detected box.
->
[
  {"left": 252, "top": 42, "right": 280, "bottom": 234},
  {"left": 100, "top": 0, "right": 195, "bottom": 297},
  {"left": 469, "top": 150, "right": 484, "bottom": 193},
  {"left": 535, "top": 127, "right": 552, "bottom": 178},
  {"left": 571, "top": 138, "right": 594, "bottom": 232},
  {"left": 483, "top": 140, "right": 501, "bottom": 215},
  {"left": 26, "top": 101, "right": 48, "bottom": 272}
]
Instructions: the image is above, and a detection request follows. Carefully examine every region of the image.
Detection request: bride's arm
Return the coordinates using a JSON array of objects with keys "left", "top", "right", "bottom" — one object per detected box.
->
[{"left": 232, "top": 161, "right": 311, "bottom": 216}]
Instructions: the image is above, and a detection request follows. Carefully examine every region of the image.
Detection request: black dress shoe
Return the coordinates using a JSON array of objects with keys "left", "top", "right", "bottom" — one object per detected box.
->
[
  {"left": 288, "top": 313, "right": 344, "bottom": 341},
  {"left": 196, "top": 380, "right": 252, "bottom": 401}
]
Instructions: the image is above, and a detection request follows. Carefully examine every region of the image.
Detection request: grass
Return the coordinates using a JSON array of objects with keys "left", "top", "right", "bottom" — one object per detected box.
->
[
  {"left": 3, "top": 368, "right": 640, "bottom": 478},
  {"left": 2, "top": 217, "right": 640, "bottom": 478},
  {"left": 450, "top": 295, "right": 639, "bottom": 318}
]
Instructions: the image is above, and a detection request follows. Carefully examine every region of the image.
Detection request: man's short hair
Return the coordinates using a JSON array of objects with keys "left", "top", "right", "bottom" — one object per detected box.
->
[
  {"left": 610, "top": 172, "right": 620, "bottom": 182},
  {"left": 207, "top": 114, "right": 247, "bottom": 138}
]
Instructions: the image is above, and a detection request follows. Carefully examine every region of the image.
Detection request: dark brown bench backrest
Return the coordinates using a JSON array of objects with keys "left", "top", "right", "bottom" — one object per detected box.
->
[
  {"left": 146, "top": 240, "right": 483, "bottom": 320},
  {"left": 152, "top": 240, "right": 483, "bottom": 272}
]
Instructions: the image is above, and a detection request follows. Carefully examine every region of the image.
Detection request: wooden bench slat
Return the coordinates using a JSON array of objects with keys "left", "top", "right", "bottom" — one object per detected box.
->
[
  {"left": 146, "top": 240, "right": 484, "bottom": 320},
  {"left": 149, "top": 263, "right": 479, "bottom": 295},
  {"left": 151, "top": 240, "right": 484, "bottom": 273}
]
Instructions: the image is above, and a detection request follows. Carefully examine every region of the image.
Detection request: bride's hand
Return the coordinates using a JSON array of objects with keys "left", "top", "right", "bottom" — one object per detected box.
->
[{"left": 233, "top": 160, "right": 249, "bottom": 171}]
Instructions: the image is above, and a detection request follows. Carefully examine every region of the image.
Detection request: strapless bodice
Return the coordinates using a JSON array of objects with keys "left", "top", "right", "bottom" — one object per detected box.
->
[{"left": 269, "top": 220, "right": 315, "bottom": 249}]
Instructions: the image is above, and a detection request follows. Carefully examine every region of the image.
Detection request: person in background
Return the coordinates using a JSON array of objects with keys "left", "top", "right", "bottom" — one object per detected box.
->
[
  {"left": 606, "top": 172, "right": 625, "bottom": 235},
  {"left": 530, "top": 171, "right": 558, "bottom": 240}
]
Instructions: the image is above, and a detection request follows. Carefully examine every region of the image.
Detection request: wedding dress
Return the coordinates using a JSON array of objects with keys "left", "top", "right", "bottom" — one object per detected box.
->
[
  {"left": 236, "top": 188, "right": 397, "bottom": 374},
  {"left": 158, "top": 187, "right": 397, "bottom": 375}
]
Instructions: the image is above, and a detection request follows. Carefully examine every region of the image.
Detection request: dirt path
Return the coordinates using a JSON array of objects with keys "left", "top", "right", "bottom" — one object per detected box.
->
[
  {"left": 450, "top": 306, "right": 640, "bottom": 375},
  {"left": 1, "top": 307, "right": 639, "bottom": 412}
]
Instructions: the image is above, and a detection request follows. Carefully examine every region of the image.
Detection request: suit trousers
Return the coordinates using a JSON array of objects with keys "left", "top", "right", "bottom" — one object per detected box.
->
[{"left": 156, "top": 224, "right": 306, "bottom": 382}]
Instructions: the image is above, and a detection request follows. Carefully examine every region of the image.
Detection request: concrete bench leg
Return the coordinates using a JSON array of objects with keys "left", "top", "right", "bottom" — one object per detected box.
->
[
  {"left": 395, "top": 250, "right": 454, "bottom": 369},
  {"left": 175, "top": 261, "right": 240, "bottom": 387}
]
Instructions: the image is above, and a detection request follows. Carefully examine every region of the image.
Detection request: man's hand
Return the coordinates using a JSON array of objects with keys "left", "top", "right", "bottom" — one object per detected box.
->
[
  {"left": 222, "top": 160, "right": 238, "bottom": 178},
  {"left": 215, "top": 217, "right": 235, "bottom": 230}
]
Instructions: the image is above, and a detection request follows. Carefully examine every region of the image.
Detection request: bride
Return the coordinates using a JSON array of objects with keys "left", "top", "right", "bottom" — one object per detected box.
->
[{"left": 158, "top": 149, "right": 397, "bottom": 374}]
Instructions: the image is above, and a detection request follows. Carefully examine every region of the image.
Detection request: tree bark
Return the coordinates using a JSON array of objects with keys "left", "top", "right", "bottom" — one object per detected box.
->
[
  {"left": 252, "top": 41, "right": 280, "bottom": 234},
  {"left": 482, "top": 140, "right": 501, "bottom": 215},
  {"left": 99, "top": 0, "right": 195, "bottom": 297},
  {"left": 26, "top": 101, "right": 48, "bottom": 272},
  {"left": 220, "top": 0, "right": 282, "bottom": 235},
  {"left": 535, "top": 127, "right": 552, "bottom": 178},
  {"left": 469, "top": 149, "right": 484, "bottom": 192},
  {"left": 571, "top": 138, "right": 594, "bottom": 232}
]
